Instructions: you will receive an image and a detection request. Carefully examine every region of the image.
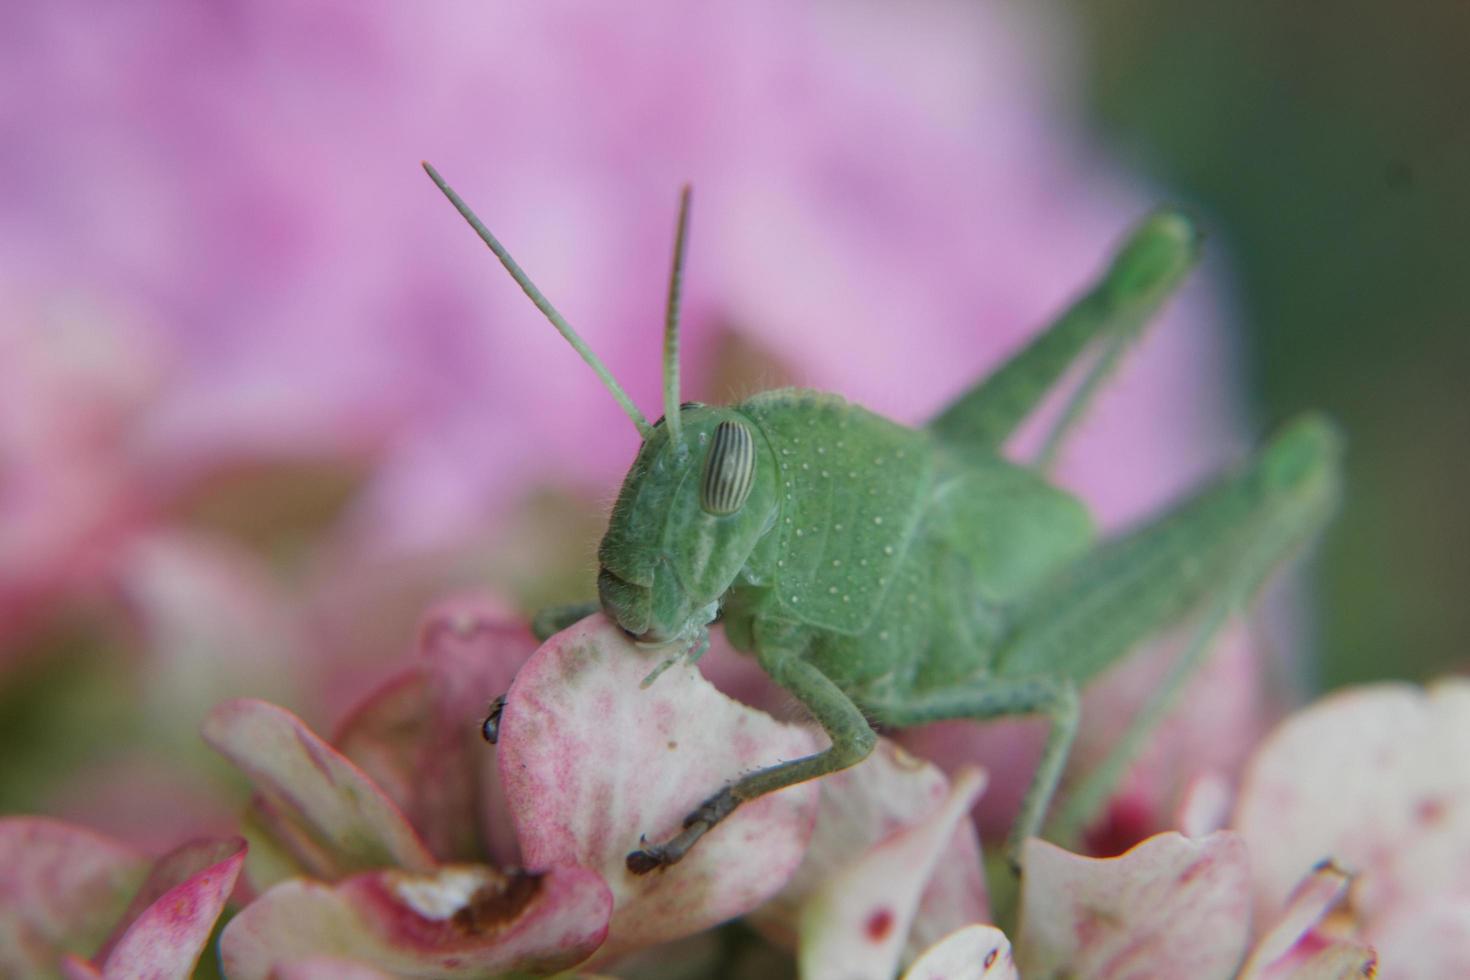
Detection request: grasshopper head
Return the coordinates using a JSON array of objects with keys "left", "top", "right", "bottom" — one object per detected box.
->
[
  {"left": 423, "top": 170, "right": 757, "bottom": 643},
  {"left": 597, "top": 405, "right": 777, "bottom": 645}
]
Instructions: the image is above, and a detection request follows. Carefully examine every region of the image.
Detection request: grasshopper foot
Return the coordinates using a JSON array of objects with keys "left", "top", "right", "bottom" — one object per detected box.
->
[
  {"left": 625, "top": 787, "right": 742, "bottom": 875},
  {"left": 625, "top": 845, "right": 671, "bottom": 875}
]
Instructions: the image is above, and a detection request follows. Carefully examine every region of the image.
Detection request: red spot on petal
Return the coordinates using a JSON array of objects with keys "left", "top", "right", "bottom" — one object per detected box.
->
[
  {"left": 984, "top": 947, "right": 999, "bottom": 968},
  {"left": 1179, "top": 856, "right": 1212, "bottom": 884},
  {"left": 1417, "top": 797, "right": 1447, "bottom": 826},
  {"left": 865, "top": 907, "right": 894, "bottom": 943}
]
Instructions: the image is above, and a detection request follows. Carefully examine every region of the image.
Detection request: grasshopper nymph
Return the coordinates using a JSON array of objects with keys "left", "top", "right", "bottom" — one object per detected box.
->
[{"left": 424, "top": 163, "right": 1341, "bottom": 874}]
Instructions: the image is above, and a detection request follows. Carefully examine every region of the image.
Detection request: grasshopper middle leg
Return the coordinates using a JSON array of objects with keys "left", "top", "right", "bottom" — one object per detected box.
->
[{"left": 869, "top": 676, "right": 1081, "bottom": 868}]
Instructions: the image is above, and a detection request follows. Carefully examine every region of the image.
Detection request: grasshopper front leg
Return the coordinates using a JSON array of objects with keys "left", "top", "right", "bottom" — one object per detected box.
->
[{"left": 626, "top": 650, "right": 877, "bottom": 874}]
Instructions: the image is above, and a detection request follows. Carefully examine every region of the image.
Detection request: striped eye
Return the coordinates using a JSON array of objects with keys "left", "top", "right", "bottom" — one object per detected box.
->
[{"left": 699, "top": 420, "right": 756, "bottom": 515}]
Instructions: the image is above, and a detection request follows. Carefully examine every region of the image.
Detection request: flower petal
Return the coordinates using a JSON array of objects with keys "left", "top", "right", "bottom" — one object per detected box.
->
[
  {"left": 1278, "top": 942, "right": 1378, "bottom": 979},
  {"left": 95, "top": 839, "right": 245, "bottom": 979},
  {"left": 219, "top": 863, "right": 611, "bottom": 979},
  {"left": 496, "top": 615, "right": 821, "bottom": 960},
  {"left": 902, "top": 925, "right": 1017, "bottom": 980},
  {"left": 332, "top": 597, "right": 536, "bottom": 868},
  {"left": 1236, "top": 679, "right": 1470, "bottom": 923},
  {"left": 202, "top": 698, "right": 436, "bottom": 883},
  {"left": 415, "top": 599, "right": 535, "bottom": 867},
  {"left": 1238, "top": 860, "right": 1353, "bottom": 980},
  {"left": 0, "top": 817, "right": 148, "bottom": 976},
  {"left": 752, "top": 739, "right": 988, "bottom": 956},
  {"left": 331, "top": 671, "right": 432, "bottom": 835},
  {"left": 273, "top": 956, "right": 397, "bottom": 980},
  {"left": 797, "top": 768, "right": 988, "bottom": 980},
  {"left": 1366, "top": 897, "right": 1470, "bottom": 979},
  {"left": 1016, "top": 831, "right": 1252, "bottom": 980}
]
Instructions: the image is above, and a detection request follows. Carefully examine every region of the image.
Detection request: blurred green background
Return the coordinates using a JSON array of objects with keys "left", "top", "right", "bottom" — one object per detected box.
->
[{"left": 1075, "top": 0, "right": 1469, "bottom": 686}]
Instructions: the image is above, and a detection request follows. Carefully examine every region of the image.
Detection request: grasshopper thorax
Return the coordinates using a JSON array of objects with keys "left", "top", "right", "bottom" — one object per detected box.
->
[{"left": 597, "top": 404, "right": 778, "bottom": 645}]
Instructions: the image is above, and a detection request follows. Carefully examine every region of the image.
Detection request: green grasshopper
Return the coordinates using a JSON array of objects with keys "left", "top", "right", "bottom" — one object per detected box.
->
[{"left": 423, "top": 163, "right": 1341, "bottom": 875}]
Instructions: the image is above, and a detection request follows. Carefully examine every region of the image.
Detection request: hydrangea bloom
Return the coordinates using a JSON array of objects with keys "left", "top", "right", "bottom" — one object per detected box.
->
[
  {"left": 0, "top": 821, "right": 244, "bottom": 978},
  {"left": 11, "top": 602, "right": 1461, "bottom": 976}
]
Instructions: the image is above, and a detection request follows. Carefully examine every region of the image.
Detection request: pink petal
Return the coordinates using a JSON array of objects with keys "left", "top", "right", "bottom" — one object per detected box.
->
[
  {"left": 1016, "top": 831, "right": 1252, "bottom": 980},
  {"left": 1366, "top": 897, "right": 1470, "bottom": 979},
  {"left": 1238, "top": 860, "right": 1354, "bottom": 979},
  {"left": 202, "top": 698, "right": 436, "bottom": 883},
  {"left": 797, "top": 768, "right": 988, "bottom": 980},
  {"left": 95, "top": 837, "right": 245, "bottom": 963},
  {"left": 1236, "top": 679, "right": 1470, "bottom": 924},
  {"left": 332, "top": 670, "right": 432, "bottom": 833},
  {"left": 273, "top": 956, "right": 397, "bottom": 979},
  {"left": 496, "top": 615, "right": 821, "bottom": 960},
  {"left": 417, "top": 599, "right": 535, "bottom": 866},
  {"left": 219, "top": 863, "right": 611, "bottom": 979},
  {"left": 96, "top": 840, "right": 245, "bottom": 980},
  {"left": 902, "top": 925, "right": 1018, "bottom": 980},
  {"left": 753, "top": 740, "right": 988, "bottom": 956},
  {"left": 0, "top": 817, "right": 148, "bottom": 976},
  {"left": 273, "top": 957, "right": 397, "bottom": 980},
  {"left": 331, "top": 597, "right": 537, "bottom": 869}
]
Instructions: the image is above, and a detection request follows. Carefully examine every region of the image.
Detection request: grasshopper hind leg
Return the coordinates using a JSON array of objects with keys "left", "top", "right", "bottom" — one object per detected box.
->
[
  {"left": 927, "top": 211, "right": 1199, "bottom": 460},
  {"left": 872, "top": 416, "right": 1340, "bottom": 868}
]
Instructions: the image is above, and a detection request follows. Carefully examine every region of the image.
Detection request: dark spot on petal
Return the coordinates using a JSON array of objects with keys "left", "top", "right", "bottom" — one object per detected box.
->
[
  {"left": 667, "top": 740, "right": 678, "bottom": 750},
  {"left": 451, "top": 872, "right": 543, "bottom": 934},
  {"left": 865, "top": 907, "right": 894, "bottom": 943},
  {"left": 984, "top": 947, "right": 999, "bottom": 968}
]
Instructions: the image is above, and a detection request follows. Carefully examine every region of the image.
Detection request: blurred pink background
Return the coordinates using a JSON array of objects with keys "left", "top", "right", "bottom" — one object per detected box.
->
[{"left": 1, "top": 0, "right": 1257, "bottom": 852}]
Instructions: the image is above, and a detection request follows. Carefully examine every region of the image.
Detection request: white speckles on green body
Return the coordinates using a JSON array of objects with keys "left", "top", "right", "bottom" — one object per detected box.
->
[
  {"left": 720, "top": 390, "right": 1095, "bottom": 701},
  {"left": 738, "top": 390, "right": 933, "bottom": 635}
]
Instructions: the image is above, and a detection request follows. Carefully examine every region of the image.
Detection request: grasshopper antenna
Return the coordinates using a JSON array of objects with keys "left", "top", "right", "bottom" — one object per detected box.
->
[
  {"left": 662, "top": 185, "right": 693, "bottom": 451},
  {"left": 422, "top": 162, "right": 654, "bottom": 439}
]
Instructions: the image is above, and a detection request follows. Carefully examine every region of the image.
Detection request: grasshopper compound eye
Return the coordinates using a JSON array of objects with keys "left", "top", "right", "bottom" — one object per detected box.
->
[{"left": 699, "top": 420, "right": 756, "bottom": 515}]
